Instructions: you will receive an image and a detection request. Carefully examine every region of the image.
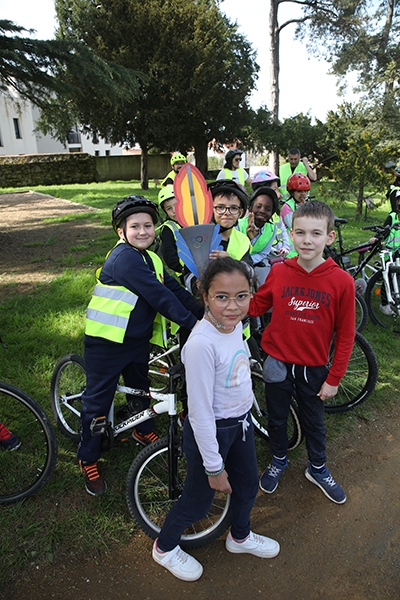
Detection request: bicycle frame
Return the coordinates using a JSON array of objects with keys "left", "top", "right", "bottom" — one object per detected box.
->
[{"left": 379, "top": 248, "right": 400, "bottom": 307}]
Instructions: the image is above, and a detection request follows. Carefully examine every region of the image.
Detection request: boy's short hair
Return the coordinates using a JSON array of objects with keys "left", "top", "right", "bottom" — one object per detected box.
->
[{"left": 292, "top": 200, "right": 335, "bottom": 233}]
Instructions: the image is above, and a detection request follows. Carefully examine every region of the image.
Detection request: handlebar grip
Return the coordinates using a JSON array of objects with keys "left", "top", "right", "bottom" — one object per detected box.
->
[{"left": 334, "top": 217, "right": 348, "bottom": 225}]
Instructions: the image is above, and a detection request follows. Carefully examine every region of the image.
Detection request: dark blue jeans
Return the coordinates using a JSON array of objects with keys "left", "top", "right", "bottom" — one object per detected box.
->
[
  {"left": 78, "top": 336, "right": 152, "bottom": 464},
  {"left": 265, "top": 364, "right": 328, "bottom": 466},
  {"left": 157, "top": 413, "right": 259, "bottom": 552}
]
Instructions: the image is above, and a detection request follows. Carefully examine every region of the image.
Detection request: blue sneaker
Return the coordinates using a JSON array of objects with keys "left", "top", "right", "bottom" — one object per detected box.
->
[
  {"left": 259, "top": 457, "right": 287, "bottom": 494},
  {"left": 305, "top": 463, "right": 346, "bottom": 504},
  {"left": 0, "top": 433, "right": 21, "bottom": 451}
]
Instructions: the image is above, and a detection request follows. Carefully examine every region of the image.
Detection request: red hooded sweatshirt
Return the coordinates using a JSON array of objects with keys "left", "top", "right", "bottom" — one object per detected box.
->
[{"left": 248, "top": 257, "right": 355, "bottom": 386}]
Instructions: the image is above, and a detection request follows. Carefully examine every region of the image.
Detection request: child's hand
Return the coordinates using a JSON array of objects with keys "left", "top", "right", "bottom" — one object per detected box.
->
[
  {"left": 209, "top": 249, "right": 230, "bottom": 260},
  {"left": 317, "top": 382, "right": 338, "bottom": 401},
  {"left": 208, "top": 470, "right": 232, "bottom": 494},
  {"left": 246, "top": 213, "right": 259, "bottom": 240},
  {"left": 369, "top": 237, "right": 377, "bottom": 244}
]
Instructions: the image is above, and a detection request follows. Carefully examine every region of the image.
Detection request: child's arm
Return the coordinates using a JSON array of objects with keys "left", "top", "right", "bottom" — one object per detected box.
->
[
  {"left": 248, "top": 270, "right": 275, "bottom": 316},
  {"left": 159, "top": 227, "right": 184, "bottom": 275},
  {"left": 323, "top": 276, "right": 356, "bottom": 388}
]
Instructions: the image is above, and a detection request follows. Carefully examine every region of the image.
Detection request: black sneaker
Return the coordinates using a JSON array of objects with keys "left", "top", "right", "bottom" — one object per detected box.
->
[
  {"left": 0, "top": 433, "right": 21, "bottom": 451},
  {"left": 79, "top": 460, "right": 107, "bottom": 496}
]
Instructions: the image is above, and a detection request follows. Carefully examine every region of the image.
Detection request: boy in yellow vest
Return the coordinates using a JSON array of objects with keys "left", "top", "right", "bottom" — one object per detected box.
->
[
  {"left": 156, "top": 185, "right": 184, "bottom": 281},
  {"left": 79, "top": 196, "right": 202, "bottom": 496}
]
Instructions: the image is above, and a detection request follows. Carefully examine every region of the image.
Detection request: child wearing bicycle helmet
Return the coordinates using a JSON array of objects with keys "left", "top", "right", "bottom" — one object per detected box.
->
[
  {"left": 78, "top": 196, "right": 203, "bottom": 496},
  {"left": 153, "top": 257, "right": 280, "bottom": 582},
  {"left": 251, "top": 169, "right": 282, "bottom": 200},
  {"left": 281, "top": 173, "right": 311, "bottom": 257},
  {"left": 249, "top": 201, "right": 355, "bottom": 506},
  {"left": 161, "top": 152, "right": 187, "bottom": 187},
  {"left": 217, "top": 149, "right": 251, "bottom": 187},
  {"left": 238, "top": 186, "right": 289, "bottom": 284},
  {"left": 156, "top": 185, "right": 184, "bottom": 280}
]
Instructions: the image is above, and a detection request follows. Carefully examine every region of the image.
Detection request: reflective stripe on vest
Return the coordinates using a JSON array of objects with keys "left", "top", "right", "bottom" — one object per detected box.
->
[
  {"left": 223, "top": 167, "right": 246, "bottom": 185},
  {"left": 85, "top": 244, "right": 170, "bottom": 346}
]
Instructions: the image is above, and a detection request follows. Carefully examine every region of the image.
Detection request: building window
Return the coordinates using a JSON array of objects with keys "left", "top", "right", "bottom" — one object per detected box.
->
[
  {"left": 95, "top": 150, "right": 100, "bottom": 157},
  {"left": 0, "top": 128, "right": 3, "bottom": 146},
  {"left": 13, "top": 118, "right": 22, "bottom": 139},
  {"left": 105, "top": 150, "right": 110, "bottom": 156},
  {"left": 92, "top": 132, "right": 99, "bottom": 144}
]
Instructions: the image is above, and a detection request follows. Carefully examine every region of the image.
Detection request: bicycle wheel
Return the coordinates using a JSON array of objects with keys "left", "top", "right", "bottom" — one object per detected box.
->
[
  {"left": 0, "top": 382, "right": 58, "bottom": 504},
  {"left": 324, "top": 331, "right": 378, "bottom": 413},
  {"left": 251, "top": 369, "right": 303, "bottom": 450},
  {"left": 126, "top": 437, "right": 231, "bottom": 550},
  {"left": 365, "top": 269, "right": 400, "bottom": 330},
  {"left": 148, "top": 343, "right": 178, "bottom": 392},
  {"left": 355, "top": 291, "right": 368, "bottom": 333},
  {"left": 50, "top": 354, "right": 85, "bottom": 442}
]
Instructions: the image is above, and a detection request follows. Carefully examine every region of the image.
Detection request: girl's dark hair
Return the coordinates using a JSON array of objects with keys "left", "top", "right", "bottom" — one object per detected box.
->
[{"left": 199, "top": 257, "right": 253, "bottom": 295}]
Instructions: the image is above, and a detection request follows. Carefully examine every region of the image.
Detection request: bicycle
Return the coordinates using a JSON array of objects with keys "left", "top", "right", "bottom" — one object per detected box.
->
[
  {"left": 50, "top": 352, "right": 302, "bottom": 451},
  {"left": 0, "top": 381, "right": 58, "bottom": 505},
  {"left": 365, "top": 245, "right": 400, "bottom": 331}
]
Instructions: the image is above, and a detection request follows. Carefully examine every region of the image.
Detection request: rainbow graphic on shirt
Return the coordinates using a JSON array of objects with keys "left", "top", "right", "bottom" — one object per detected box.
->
[{"left": 225, "top": 350, "right": 250, "bottom": 388}]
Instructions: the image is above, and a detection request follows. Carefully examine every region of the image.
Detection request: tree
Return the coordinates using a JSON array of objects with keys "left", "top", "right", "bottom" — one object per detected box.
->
[
  {"left": 55, "top": 0, "right": 258, "bottom": 186},
  {"left": 323, "top": 103, "right": 399, "bottom": 217},
  {"left": 265, "top": 1, "right": 365, "bottom": 173},
  {"left": 0, "top": 19, "right": 142, "bottom": 136}
]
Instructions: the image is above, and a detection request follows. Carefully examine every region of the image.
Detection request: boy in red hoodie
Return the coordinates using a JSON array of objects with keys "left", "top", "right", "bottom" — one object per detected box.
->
[{"left": 249, "top": 201, "right": 355, "bottom": 504}]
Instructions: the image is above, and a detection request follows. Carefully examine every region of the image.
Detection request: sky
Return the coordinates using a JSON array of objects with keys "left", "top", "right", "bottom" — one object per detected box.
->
[{"left": 0, "top": 0, "right": 358, "bottom": 121}]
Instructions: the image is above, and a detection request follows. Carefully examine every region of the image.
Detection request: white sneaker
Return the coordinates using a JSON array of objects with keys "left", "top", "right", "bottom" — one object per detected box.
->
[
  {"left": 225, "top": 530, "right": 280, "bottom": 558},
  {"left": 152, "top": 540, "right": 203, "bottom": 581},
  {"left": 380, "top": 304, "right": 394, "bottom": 316}
]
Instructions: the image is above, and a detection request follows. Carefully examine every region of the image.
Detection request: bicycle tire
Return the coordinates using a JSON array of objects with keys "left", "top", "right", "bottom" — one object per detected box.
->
[
  {"left": 324, "top": 331, "right": 378, "bottom": 413},
  {"left": 355, "top": 291, "right": 368, "bottom": 333},
  {"left": 0, "top": 382, "right": 58, "bottom": 505},
  {"left": 250, "top": 369, "right": 303, "bottom": 450},
  {"left": 126, "top": 436, "right": 231, "bottom": 550},
  {"left": 50, "top": 353, "right": 85, "bottom": 442},
  {"left": 365, "top": 269, "right": 400, "bottom": 330}
]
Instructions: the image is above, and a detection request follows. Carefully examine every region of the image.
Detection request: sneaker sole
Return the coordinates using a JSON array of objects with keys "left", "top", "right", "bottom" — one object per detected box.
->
[
  {"left": 84, "top": 483, "right": 107, "bottom": 496},
  {"left": 305, "top": 469, "right": 346, "bottom": 504},
  {"left": 259, "top": 479, "right": 278, "bottom": 494},
  {"left": 152, "top": 548, "right": 203, "bottom": 581}
]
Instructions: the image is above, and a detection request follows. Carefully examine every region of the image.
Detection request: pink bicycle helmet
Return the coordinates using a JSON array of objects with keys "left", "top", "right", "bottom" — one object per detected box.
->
[{"left": 251, "top": 170, "right": 280, "bottom": 190}]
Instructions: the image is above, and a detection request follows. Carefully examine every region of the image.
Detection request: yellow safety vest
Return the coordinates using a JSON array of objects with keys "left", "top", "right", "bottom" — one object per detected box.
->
[
  {"left": 226, "top": 227, "right": 251, "bottom": 260},
  {"left": 223, "top": 168, "right": 246, "bottom": 186},
  {"left": 85, "top": 242, "right": 173, "bottom": 347}
]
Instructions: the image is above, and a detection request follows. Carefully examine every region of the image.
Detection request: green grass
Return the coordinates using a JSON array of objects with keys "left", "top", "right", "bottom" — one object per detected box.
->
[{"left": 1, "top": 179, "right": 400, "bottom": 587}]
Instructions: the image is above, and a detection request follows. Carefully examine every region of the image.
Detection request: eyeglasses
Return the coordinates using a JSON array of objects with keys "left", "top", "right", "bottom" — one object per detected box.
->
[
  {"left": 214, "top": 205, "right": 241, "bottom": 215},
  {"left": 210, "top": 293, "right": 251, "bottom": 307},
  {"left": 233, "top": 157, "right": 241, "bottom": 161}
]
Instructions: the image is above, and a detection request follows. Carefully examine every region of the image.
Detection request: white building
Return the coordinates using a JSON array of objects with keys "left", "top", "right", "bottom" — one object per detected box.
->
[{"left": 0, "top": 88, "right": 123, "bottom": 157}]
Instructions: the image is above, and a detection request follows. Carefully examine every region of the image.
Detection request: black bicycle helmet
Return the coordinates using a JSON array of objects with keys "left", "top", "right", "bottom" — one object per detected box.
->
[
  {"left": 249, "top": 186, "right": 279, "bottom": 214},
  {"left": 224, "top": 149, "right": 243, "bottom": 169},
  {"left": 207, "top": 179, "right": 248, "bottom": 211},
  {"left": 112, "top": 195, "right": 159, "bottom": 230}
]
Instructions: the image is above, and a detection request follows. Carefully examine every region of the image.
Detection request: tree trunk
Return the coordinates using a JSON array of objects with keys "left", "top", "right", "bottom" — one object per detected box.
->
[
  {"left": 356, "top": 178, "right": 364, "bottom": 218},
  {"left": 141, "top": 146, "right": 149, "bottom": 190},
  {"left": 269, "top": 0, "right": 280, "bottom": 175},
  {"left": 194, "top": 143, "right": 208, "bottom": 178}
]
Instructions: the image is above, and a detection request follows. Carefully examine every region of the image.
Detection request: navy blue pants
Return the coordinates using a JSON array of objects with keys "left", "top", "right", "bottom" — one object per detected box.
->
[
  {"left": 265, "top": 364, "right": 328, "bottom": 466},
  {"left": 157, "top": 413, "right": 259, "bottom": 552},
  {"left": 78, "top": 336, "right": 152, "bottom": 464}
]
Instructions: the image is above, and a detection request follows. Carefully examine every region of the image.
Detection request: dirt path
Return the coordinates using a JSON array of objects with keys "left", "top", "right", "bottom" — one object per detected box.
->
[
  {"left": 2, "top": 192, "right": 399, "bottom": 600},
  {"left": 6, "top": 404, "right": 400, "bottom": 600}
]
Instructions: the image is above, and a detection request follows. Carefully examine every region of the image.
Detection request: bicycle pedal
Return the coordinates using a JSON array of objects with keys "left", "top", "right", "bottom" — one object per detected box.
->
[{"left": 90, "top": 416, "right": 107, "bottom": 436}]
